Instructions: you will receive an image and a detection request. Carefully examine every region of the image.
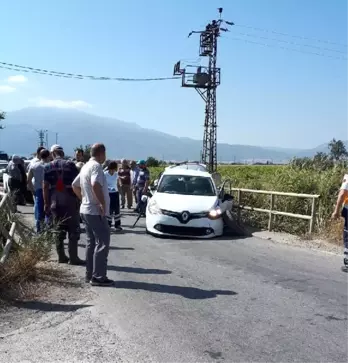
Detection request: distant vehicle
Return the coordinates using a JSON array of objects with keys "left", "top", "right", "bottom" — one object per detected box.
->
[
  {"left": 145, "top": 163, "right": 233, "bottom": 238},
  {"left": 24, "top": 159, "right": 31, "bottom": 172},
  {"left": 0, "top": 160, "right": 8, "bottom": 182},
  {"left": 0, "top": 153, "right": 9, "bottom": 161}
]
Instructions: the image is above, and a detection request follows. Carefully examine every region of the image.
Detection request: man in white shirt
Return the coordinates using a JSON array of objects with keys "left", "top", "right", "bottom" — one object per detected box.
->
[
  {"left": 27, "top": 146, "right": 45, "bottom": 172},
  {"left": 27, "top": 148, "right": 50, "bottom": 233},
  {"left": 72, "top": 143, "right": 113, "bottom": 286}
]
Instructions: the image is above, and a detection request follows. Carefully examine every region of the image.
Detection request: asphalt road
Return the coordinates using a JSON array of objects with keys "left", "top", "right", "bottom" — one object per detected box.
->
[
  {"left": 81, "top": 212, "right": 347, "bottom": 362},
  {"left": 2, "top": 207, "right": 348, "bottom": 362}
]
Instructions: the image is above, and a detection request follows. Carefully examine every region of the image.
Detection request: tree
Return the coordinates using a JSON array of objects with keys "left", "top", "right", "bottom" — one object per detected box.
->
[
  {"left": 146, "top": 156, "right": 159, "bottom": 167},
  {"left": 328, "top": 138, "right": 348, "bottom": 161},
  {"left": 313, "top": 151, "right": 328, "bottom": 163},
  {"left": 0, "top": 111, "right": 5, "bottom": 130}
]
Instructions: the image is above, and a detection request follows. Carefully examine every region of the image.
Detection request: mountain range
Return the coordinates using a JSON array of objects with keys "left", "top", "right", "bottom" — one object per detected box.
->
[{"left": 0, "top": 107, "right": 345, "bottom": 162}]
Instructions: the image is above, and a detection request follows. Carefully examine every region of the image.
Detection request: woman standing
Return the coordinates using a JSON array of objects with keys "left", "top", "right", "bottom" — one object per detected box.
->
[{"left": 104, "top": 161, "right": 122, "bottom": 231}]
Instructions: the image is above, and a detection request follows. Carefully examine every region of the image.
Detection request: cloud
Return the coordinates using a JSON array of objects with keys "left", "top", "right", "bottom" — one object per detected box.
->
[
  {"left": 0, "top": 85, "right": 16, "bottom": 94},
  {"left": 7, "top": 75, "right": 28, "bottom": 84},
  {"left": 35, "top": 97, "right": 92, "bottom": 109}
]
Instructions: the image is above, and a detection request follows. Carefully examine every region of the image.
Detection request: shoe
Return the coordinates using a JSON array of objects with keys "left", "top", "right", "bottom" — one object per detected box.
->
[
  {"left": 69, "top": 258, "right": 86, "bottom": 266},
  {"left": 85, "top": 276, "right": 92, "bottom": 283},
  {"left": 121, "top": 205, "right": 125, "bottom": 209},
  {"left": 90, "top": 277, "right": 114, "bottom": 286},
  {"left": 58, "top": 256, "right": 69, "bottom": 264},
  {"left": 115, "top": 226, "right": 123, "bottom": 231}
]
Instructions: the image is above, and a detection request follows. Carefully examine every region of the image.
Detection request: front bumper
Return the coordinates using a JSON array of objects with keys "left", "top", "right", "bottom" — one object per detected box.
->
[{"left": 146, "top": 213, "right": 223, "bottom": 238}]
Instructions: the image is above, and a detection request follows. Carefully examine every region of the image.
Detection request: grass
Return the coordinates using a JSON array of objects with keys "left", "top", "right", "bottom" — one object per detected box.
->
[
  {"left": 0, "top": 205, "right": 57, "bottom": 302},
  {"left": 149, "top": 164, "right": 345, "bottom": 240}
]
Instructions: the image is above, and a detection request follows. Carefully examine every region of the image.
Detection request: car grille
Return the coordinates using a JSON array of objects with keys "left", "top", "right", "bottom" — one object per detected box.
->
[
  {"left": 161, "top": 209, "right": 207, "bottom": 224},
  {"left": 154, "top": 224, "right": 214, "bottom": 236}
]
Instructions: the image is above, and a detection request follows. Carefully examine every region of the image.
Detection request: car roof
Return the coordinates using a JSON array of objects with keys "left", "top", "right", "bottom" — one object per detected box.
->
[
  {"left": 162, "top": 168, "right": 212, "bottom": 178},
  {"left": 166, "top": 163, "right": 207, "bottom": 171}
]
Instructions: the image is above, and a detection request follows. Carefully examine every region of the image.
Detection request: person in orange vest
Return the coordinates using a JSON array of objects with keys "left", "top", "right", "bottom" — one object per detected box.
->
[{"left": 332, "top": 173, "right": 348, "bottom": 271}]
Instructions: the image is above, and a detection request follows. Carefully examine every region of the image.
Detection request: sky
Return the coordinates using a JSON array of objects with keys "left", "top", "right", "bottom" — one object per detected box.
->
[{"left": 0, "top": 0, "right": 347, "bottom": 149}]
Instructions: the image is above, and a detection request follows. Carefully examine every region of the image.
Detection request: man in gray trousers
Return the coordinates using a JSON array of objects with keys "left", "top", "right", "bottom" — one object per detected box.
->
[{"left": 72, "top": 143, "right": 113, "bottom": 286}]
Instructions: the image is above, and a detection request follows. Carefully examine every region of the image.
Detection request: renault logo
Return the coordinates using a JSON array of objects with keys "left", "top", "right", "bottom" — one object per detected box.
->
[{"left": 181, "top": 211, "right": 190, "bottom": 222}]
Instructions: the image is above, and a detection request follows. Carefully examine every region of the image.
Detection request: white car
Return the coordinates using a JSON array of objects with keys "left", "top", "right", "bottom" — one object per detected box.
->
[
  {"left": 145, "top": 164, "right": 233, "bottom": 238},
  {"left": 0, "top": 161, "right": 8, "bottom": 182}
]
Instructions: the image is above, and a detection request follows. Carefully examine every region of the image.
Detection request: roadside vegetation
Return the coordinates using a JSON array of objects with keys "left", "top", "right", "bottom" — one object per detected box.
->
[
  {"left": 149, "top": 139, "right": 347, "bottom": 240},
  {"left": 0, "top": 204, "right": 56, "bottom": 303}
]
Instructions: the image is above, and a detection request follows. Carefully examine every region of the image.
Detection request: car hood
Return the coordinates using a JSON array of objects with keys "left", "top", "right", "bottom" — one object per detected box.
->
[{"left": 153, "top": 192, "right": 218, "bottom": 213}]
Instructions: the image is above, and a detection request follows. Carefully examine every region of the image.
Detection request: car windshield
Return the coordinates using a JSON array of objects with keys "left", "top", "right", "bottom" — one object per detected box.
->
[
  {"left": 157, "top": 175, "right": 216, "bottom": 196},
  {"left": 0, "top": 163, "right": 7, "bottom": 170}
]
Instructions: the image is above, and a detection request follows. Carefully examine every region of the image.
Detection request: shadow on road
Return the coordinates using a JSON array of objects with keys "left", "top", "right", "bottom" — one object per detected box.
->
[
  {"left": 66, "top": 243, "right": 87, "bottom": 249},
  {"left": 113, "top": 281, "right": 237, "bottom": 299},
  {"left": 121, "top": 212, "right": 139, "bottom": 218},
  {"left": 111, "top": 228, "right": 146, "bottom": 235},
  {"left": 74, "top": 243, "right": 135, "bottom": 251},
  {"left": 108, "top": 265, "right": 171, "bottom": 275},
  {"left": 14, "top": 301, "right": 92, "bottom": 312},
  {"left": 109, "top": 246, "right": 135, "bottom": 251}
]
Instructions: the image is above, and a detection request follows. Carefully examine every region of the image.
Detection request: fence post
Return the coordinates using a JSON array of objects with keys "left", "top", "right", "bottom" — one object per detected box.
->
[
  {"left": 268, "top": 193, "right": 275, "bottom": 231},
  {"left": 309, "top": 197, "right": 317, "bottom": 234},
  {"left": 0, "top": 222, "right": 16, "bottom": 264},
  {"left": 237, "top": 189, "right": 242, "bottom": 222}
]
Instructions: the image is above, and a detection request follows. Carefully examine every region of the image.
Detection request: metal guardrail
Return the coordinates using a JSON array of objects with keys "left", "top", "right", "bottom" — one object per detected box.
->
[
  {"left": 230, "top": 187, "right": 320, "bottom": 234},
  {"left": 0, "top": 191, "right": 21, "bottom": 264}
]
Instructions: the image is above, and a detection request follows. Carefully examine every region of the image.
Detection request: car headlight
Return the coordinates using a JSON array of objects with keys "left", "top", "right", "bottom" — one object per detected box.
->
[
  {"left": 208, "top": 207, "right": 222, "bottom": 220},
  {"left": 148, "top": 200, "right": 162, "bottom": 215}
]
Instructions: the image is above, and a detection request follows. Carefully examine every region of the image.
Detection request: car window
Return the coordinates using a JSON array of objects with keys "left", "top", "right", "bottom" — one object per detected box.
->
[
  {"left": 157, "top": 175, "right": 216, "bottom": 196},
  {"left": 0, "top": 163, "right": 7, "bottom": 170}
]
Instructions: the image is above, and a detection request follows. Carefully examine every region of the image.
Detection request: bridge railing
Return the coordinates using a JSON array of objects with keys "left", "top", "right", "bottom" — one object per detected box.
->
[{"left": 229, "top": 187, "right": 320, "bottom": 234}]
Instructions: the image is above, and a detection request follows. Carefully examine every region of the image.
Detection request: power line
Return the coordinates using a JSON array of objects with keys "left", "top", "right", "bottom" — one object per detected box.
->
[
  {"left": 227, "top": 37, "right": 348, "bottom": 61},
  {"left": 0, "top": 61, "right": 180, "bottom": 82},
  {"left": 234, "top": 24, "right": 347, "bottom": 47},
  {"left": 235, "top": 31, "right": 347, "bottom": 54}
]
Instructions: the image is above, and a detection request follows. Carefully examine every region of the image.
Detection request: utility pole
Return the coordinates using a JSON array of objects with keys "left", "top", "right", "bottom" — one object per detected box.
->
[
  {"left": 55, "top": 132, "right": 58, "bottom": 144},
  {"left": 173, "top": 8, "right": 233, "bottom": 173},
  {"left": 36, "top": 129, "right": 48, "bottom": 147}
]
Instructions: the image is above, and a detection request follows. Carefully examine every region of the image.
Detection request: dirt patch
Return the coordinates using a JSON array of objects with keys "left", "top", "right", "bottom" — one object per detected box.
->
[
  {"left": 0, "top": 261, "right": 92, "bottom": 338},
  {"left": 250, "top": 229, "right": 342, "bottom": 255}
]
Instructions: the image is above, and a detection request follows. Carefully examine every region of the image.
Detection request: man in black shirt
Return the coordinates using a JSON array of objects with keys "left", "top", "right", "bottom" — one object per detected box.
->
[{"left": 43, "top": 144, "right": 85, "bottom": 265}]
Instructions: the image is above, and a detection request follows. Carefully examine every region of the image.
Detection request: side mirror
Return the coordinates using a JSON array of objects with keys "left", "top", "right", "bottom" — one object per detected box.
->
[{"left": 151, "top": 179, "right": 158, "bottom": 190}]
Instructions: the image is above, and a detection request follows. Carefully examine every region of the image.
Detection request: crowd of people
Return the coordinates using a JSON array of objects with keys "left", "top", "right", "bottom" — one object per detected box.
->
[{"left": 6, "top": 143, "right": 151, "bottom": 286}]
